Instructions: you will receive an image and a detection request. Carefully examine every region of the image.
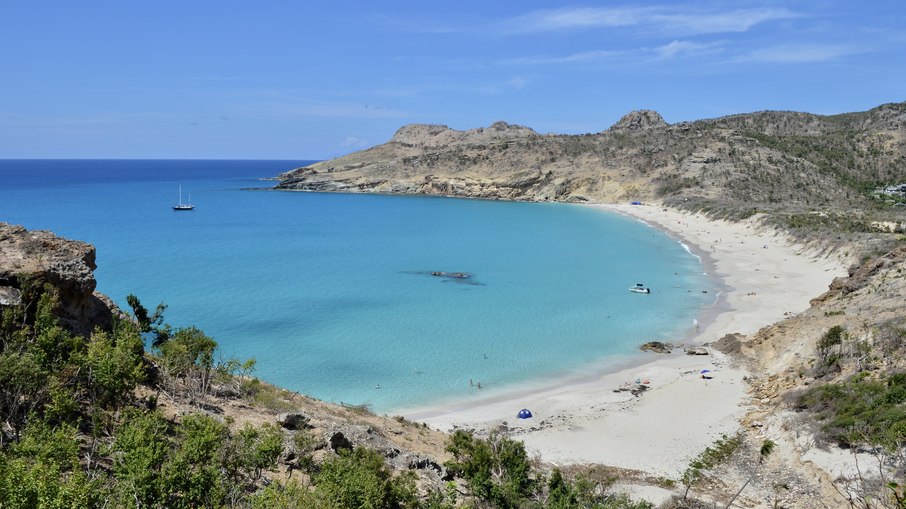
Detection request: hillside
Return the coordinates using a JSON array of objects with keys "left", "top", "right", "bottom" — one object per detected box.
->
[
  {"left": 276, "top": 103, "right": 906, "bottom": 221},
  {"left": 0, "top": 222, "right": 658, "bottom": 508},
  {"left": 4, "top": 101, "right": 906, "bottom": 507}
]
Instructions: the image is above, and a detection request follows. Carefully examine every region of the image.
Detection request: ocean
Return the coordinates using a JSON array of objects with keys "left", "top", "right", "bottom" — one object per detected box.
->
[{"left": 0, "top": 160, "right": 712, "bottom": 412}]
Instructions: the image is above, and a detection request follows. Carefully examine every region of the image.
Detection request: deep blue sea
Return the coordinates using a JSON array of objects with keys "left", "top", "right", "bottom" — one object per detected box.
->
[{"left": 0, "top": 160, "right": 711, "bottom": 412}]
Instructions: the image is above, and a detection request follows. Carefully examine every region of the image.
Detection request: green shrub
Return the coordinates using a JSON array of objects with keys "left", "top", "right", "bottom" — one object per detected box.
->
[
  {"left": 315, "top": 447, "right": 418, "bottom": 509},
  {"left": 798, "top": 372, "right": 906, "bottom": 448}
]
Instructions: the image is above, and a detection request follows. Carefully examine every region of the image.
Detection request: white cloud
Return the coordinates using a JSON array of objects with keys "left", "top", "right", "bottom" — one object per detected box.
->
[
  {"left": 497, "top": 6, "right": 798, "bottom": 36},
  {"left": 499, "top": 40, "right": 721, "bottom": 66},
  {"left": 653, "top": 40, "right": 723, "bottom": 59},
  {"left": 499, "top": 50, "right": 620, "bottom": 66},
  {"left": 504, "top": 76, "right": 530, "bottom": 90},
  {"left": 341, "top": 136, "right": 369, "bottom": 149},
  {"left": 743, "top": 44, "right": 864, "bottom": 63}
]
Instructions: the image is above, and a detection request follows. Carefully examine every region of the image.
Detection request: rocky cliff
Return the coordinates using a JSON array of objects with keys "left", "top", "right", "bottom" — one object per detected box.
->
[
  {"left": 276, "top": 102, "right": 906, "bottom": 217},
  {"left": 0, "top": 222, "right": 116, "bottom": 336}
]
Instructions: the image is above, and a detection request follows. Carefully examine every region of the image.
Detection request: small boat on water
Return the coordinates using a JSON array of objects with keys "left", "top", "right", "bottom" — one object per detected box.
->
[
  {"left": 173, "top": 185, "right": 194, "bottom": 211},
  {"left": 629, "top": 283, "right": 651, "bottom": 294}
]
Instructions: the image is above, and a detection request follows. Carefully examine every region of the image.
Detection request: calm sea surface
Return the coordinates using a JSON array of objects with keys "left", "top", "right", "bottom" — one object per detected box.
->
[{"left": 0, "top": 160, "right": 711, "bottom": 412}]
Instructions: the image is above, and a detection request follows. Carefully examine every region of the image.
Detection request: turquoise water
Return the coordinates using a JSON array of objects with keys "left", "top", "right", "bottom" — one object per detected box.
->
[{"left": 0, "top": 160, "right": 711, "bottom": 412}]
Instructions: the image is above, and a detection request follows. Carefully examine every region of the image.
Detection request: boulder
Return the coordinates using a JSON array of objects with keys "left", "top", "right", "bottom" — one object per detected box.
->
[
  {"left": 278, "top": 413, "right": 311, "bottom": 430},
  {"left": 640, "top": 341, "right": 673, "bottom": 354},
  {"left": 684, "top": 346, "right": 710, "bottom": 356},
  {"left": 328, "top": 431, "right": 353, "bottom": 453},
  {"left": 0, "top": 286, "right": 21, "bottom": 306}
]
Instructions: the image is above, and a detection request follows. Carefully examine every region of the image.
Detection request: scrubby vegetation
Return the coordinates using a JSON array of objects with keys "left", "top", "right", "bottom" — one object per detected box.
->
[
  {"left": 798, "top": 372, "right": 906, "bottom": 449},
  {"left": 0, "top": 281, "right": 658, "bottom": 508},
  {"left": 785, "top": 313, "right": 906, "bottom": 507}
]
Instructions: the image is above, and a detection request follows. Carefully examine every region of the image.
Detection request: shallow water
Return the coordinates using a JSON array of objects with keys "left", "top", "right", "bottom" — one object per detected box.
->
[{"left": 0, "top": 160, "right": 711, "bottom": 412}]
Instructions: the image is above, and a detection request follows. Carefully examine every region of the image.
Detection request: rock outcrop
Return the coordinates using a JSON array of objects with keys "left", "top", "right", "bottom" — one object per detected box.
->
[
  {"left": 0, "top": 222, "right": 116, "bottom": 336},
  {"left": 640, "top": 341, "right": 673, "bottom": 354},
  {"left": 275, "top": 102, "right": 906, "bottom": 217},
  {"left": 608, "top": 110, "right": 668, "bottom": 131}
]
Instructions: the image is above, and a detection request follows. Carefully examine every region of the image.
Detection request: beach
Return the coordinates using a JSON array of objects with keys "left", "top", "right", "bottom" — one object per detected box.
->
[{"left": 404, "top": 203, "right": 848, "bottom": 479}]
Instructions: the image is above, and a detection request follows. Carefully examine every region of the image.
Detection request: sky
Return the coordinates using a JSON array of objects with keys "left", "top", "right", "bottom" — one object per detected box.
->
[{"left": 1, "top": 1, "right": 904, "bottom": 159}]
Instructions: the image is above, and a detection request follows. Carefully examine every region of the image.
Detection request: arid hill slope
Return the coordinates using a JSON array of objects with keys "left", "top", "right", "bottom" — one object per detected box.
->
[{"left": 277, "top": 103, "right": 906, "bottom": 216}]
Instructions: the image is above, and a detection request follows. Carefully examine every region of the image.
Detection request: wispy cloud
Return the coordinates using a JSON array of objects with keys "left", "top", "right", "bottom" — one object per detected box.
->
[
  {"left": 504, "top": 76, "right": 530, "bottom": 90},
  {"left": 497, "top": 6, "right": 799, "bottom": 36},
  {"left": 652, "top": 40, "right": 723, "bottom": 59},
  {"left": 341, "top": 136, "right": 369, "bottom": 149},
  {"left": 742, "top": 43, "right": 865, "bottom": 63},
  {"left": 499, "top": 40, "right": 723, "bottom": 66}
]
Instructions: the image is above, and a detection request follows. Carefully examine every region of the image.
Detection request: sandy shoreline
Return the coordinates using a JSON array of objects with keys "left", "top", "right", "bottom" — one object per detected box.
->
[{"left": 402, "top": 203, "right": 847, "bottom": 479}]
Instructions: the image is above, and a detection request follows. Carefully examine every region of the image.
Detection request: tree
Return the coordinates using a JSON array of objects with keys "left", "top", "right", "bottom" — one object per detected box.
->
[
  {"left": 546, "top": 468, "right": 576, "bottom": 509},
  {"left": 85, "top": 321, "right": 145, "bottom": 409},
  {"left": 157, "top": 326, "right": 217, "bottom": 402},
  {"left": 445, "top": 430, "right": 536, "bottom": 508},
  {"left": 125, "top": 294, "right": 169, "bottom": 347},
  {"left": 161, "top": 414, "right": 229, "bottom": 508},
  {"left": 0, "top": 350, "right": 46, "bottom": 439},
  {"left": 231, "top": 423, "right": 284, "bottom": 482},
  {"left": 249, "top": 479, "right": 326, "bottom": 509},
  {"left": 0, "top": 419, "right": 102, "bottom": 508},
  {"left": 109, "top": 410, "right": 171, "bottom": 507},
  {"left": 315, "top": 447, "right": 418, "bottom": 509}
]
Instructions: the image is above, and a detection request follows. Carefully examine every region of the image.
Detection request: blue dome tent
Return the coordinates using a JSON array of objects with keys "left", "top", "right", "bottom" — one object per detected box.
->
[{"left": 517, "top": 409, "right": 533, "bottom": 419}]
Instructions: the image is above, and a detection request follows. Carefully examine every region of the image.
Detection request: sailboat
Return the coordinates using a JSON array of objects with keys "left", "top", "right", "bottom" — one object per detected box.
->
[{"left": 173, "top": 185, "right": 195, "bottom": 211}]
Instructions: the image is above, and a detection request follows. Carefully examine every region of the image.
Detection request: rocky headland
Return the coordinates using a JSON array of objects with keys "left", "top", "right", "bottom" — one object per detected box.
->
[{"left": 276, "top": 103, "right": 906, "bottom": 223}]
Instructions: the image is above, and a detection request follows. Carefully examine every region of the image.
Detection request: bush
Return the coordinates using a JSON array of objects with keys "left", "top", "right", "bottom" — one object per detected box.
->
[
  {"left": 315, "top": 447, "right": 418, "bottom": 509},
  {"left": 798, "top": 372, "right": 906, "bottom": 448},
  {"left": 445, "top": 430, "right": 535, "bottom": 508}
]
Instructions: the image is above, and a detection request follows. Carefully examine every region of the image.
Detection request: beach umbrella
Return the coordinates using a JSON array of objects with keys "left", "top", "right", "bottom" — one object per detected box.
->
[
  {"left": 700, "top": 369, "right": 711, "bottom": 374},
  {"left": 517, "top": 409, "right": 533, "bottom": 419}
]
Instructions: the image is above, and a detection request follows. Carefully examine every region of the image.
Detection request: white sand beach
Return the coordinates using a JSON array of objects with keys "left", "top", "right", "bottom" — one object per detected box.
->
[{"left": 404, "top": 203, "right": 847, "bottom": 479}]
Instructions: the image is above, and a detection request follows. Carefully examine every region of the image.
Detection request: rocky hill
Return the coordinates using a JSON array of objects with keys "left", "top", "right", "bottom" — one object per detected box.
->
[{"left": 276, "top": 102, "right": 906, "bottom": 218}]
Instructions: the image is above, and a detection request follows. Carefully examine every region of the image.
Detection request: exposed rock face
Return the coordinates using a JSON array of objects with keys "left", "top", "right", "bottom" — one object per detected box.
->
[
  {"left": 813, "top": 245, "right": 906, "bottom": 301},
  {"left": 0, "top": 222, "right": 116, "bottom": 336},
  {"left": 608, "top": 110, "right": 668, "bottom": 131},
  {"left": 275, "top": 102, "right": 906, "bottom": 214},
  {"left": 390, "top": 121, "right": 537, "bottom": 147}
]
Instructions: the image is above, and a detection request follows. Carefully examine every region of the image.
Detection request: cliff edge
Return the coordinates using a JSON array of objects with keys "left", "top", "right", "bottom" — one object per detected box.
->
[{"left": 0, "top": 222, "right": 116, "bottom": 336}]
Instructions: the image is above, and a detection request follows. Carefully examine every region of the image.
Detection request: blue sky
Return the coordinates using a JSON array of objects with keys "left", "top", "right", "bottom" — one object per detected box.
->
[{"left": 1, "top": 1, "right": 904, "bottom": 159}]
